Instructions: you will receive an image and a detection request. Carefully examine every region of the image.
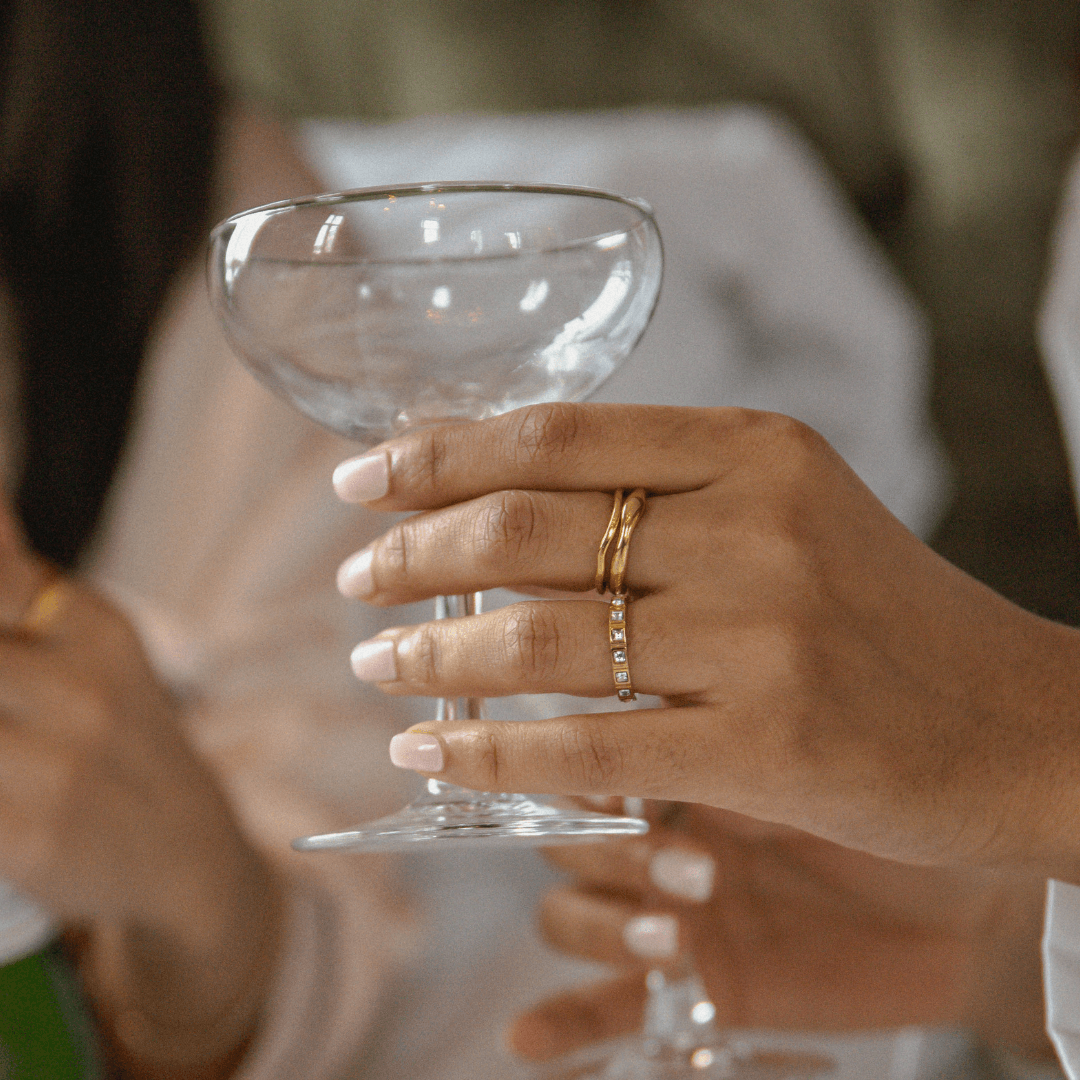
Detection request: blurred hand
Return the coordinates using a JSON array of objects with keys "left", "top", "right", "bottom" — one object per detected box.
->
[
  {"left": 0, "top": 507, "right": 280, "bottom": 1079},
  {"left": 332, "top": 403, "right": 1080, "bottom": 878},
  {"left": 511, "top": 804, "right": 1053, "bottom": 1065}
]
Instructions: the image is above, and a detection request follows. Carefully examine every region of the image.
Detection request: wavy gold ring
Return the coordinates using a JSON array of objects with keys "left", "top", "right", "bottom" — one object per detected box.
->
[
  {"left": 607, "top": 488, "right": 646, "bottom": 597},
  {"left": 595, "top": 489, "right": 625, "bottom": 594}
]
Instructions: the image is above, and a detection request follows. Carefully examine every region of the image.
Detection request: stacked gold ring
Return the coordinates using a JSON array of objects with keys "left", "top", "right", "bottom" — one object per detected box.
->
[{"left": 595, "top": 488, "right": 647, "bottom": 701}]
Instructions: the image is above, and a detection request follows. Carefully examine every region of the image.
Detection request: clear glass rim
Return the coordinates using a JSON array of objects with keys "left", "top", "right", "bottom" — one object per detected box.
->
[{"left": 209, "top": 179, "right": 658, "bottom": 240}]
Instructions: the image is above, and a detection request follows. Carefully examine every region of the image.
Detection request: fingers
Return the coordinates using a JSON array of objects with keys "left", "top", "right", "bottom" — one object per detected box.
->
[
  {"left": 386, "top": 707, "right": 737, "bottom": 809},
  {"left": 351, "top": 597, "right": 705, "bottom": 699},
  {"left": 538, "top": 887, "right": 679, "bottom": 967},
  {"left": 544, "top": 833, "right": 716, "bottom": 904},
  {"left": 332, "top": 403, "right": 766, "bottom": 511},
  {"left": 338, "top": 489, "right": 672, "bottom": 603},
  {"left": 508, "top": 972, "right": 646, "bottom": 1061}
]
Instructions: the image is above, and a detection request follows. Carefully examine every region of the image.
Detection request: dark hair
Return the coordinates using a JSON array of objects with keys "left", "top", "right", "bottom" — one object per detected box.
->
[{"left": 0, "top": 0, "right": 217, "bottom": 567}]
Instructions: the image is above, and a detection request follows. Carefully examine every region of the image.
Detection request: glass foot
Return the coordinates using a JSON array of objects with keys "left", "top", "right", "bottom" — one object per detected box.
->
[{"left": 293, "top": 780, "right": 649, "bottom": 853}]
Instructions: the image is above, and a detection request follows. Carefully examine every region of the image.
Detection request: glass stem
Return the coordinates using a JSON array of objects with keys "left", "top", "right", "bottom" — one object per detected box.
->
[
  {"left": 641, "top": 962, "right": 717, "bottom": 1052},
  {"left": 435, "top": 593, "right": 485, "bottom": 722},
  {"left": 426, "top": 593, "right": 486, "bottom": 800},
  {"left": 622, "top": 797, "right": 719, "bottom": 1056}
]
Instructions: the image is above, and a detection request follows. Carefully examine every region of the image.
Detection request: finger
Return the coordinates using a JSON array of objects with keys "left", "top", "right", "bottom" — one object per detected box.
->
[
  {"left": 508, "top": 972, "right": 646, "bottom": 1062},
  {"left": 539, "top": 886, "right": 680, "bottom": 967},
  {"left": 332, "top": 402, "right": 774, "bottom": 510},
  {"left": 385, "top": 707, "right": 750, "bottom": 812},
  {"left": 351, "top": 597, "right": 702, "bottom": 699},
  {"left": 337, "top": 489, "right": 672, "bottom": 603},
  {"left": 544, "top": 832, "right": 716, "bottom": 905}
]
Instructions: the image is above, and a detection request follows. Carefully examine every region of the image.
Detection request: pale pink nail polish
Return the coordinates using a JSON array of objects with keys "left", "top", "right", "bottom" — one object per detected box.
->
[
  {"left": 350, "top": 637, "right": 397, "bottom": 681},
  {"left": 649, "top": 849, "right": 716, "bottom": 903},
  {"left": 337, "top": 548, "right": 375, "bottom": 597},
  {"left": 333, "top": 452, "right": 389, "bottom": 503},
  {"left": 389, "top": 732, "right": 444, "bottom": 772},
  {"left": 623, "top": 914, "right": 678, "bottom": 960}
]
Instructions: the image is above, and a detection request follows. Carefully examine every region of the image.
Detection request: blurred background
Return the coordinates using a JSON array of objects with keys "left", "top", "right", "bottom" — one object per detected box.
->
[{"left": 198, "top": 0, "right": 1080, "bottom": 629}]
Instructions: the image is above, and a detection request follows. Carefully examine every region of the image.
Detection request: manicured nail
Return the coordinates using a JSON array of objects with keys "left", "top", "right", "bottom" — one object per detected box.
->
[
  {"left": 337, "top": 548, "right": 375, "bottom": 597},
  {"left": 350, "top": 637, "right": 397, "bottom": 681},
  {"left": 623, "top": 914, "right": 678, "bottom": 960},
  {"left": 333, "top": 452, "right": 389, "bottom": 502},
  {"left": 389, "top": 732, "right": 444, "bottom": 772},
  {"left": 649, "top": 849, "right": 715, "bottom": 903}
]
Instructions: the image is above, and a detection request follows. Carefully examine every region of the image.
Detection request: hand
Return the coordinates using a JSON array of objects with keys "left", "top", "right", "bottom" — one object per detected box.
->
[
  {"left": 332, "top": 403, "right": 1080, "bottom": 877},
  {"left": 512, "top": 804, "right": 1053, "bottom": 1064},
  {"left": 0, "top": 512, "right": 281, "bottom": 1079}
]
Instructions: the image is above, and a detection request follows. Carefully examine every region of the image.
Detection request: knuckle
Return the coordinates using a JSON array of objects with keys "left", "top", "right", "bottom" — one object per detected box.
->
[
  {"left": 510, "top": 403, "right": 584, "bottom": 466},
  {"left": 396, "top": 427, "right": 452, "bottom": 500},
  {"left": 399, "top": 625, "right": 441, "bottom": 687},
  {"left": 462, "top": 728, "right": 503, "bottom": 788},
  {"left": 379, "top": 521, "right": 411, "bottom": 584},
  {"left": 555, "top": 725, "right": 625, "bottom": 790},
  {"left": 474, "top": 490, "right": 545, "bottom": 568},
  {"left": 501, "top": 603, "right": 565, "bottom": 683}
]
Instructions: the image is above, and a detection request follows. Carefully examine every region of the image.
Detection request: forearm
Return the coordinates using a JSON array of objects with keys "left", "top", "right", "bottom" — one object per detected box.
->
[{"left": 82, "top": 840, "right": 283, "bottom": 1080}]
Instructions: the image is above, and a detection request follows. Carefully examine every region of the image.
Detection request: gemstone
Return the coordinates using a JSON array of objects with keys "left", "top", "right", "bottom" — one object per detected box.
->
[
  {"left": 618, "top": 688, "right": 634, "bottom": 700},
  {"left": 612, "top": 597, "right": 626, "bottom": 607},
  {"left": 610, "top": 628, "right": 625, "bottom": 643},
  {"left": 615, "top": 671, "right": 629, "bottom": 684},
  {"left": 611, "top": 609, "right": 624, "bottom": 621},
  {"left": 612, "top": 649, "right": 627, "bottom": 664}
]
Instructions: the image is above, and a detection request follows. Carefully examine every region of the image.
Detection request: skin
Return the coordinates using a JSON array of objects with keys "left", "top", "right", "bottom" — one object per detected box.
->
[
  {"left": 335, "top": 402, "right": 1080, "bottom": 879},
  {"left": 513, "top": 805, "right": 1053, "bottom": 1063},
  {"left": 0, "top": 507, "right": 281, "bottom": 1079},
  {"left": 0, "top": 109, "right": 321, "bottom": 1080}
]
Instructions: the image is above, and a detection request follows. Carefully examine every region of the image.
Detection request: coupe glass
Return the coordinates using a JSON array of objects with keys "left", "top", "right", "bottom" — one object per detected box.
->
[{"left": 208, "top": 183, "right": 658, "bottom": 852}]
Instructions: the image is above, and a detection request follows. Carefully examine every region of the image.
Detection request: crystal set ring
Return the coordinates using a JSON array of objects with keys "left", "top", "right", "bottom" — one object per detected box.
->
[{"left": 596, "top": 488, "right": 647, "bottom": 701}]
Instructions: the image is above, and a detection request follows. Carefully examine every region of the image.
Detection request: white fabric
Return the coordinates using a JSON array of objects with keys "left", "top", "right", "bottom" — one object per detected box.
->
[{"left": 86, "top": 106, "right": 952, "bottom": 1078}]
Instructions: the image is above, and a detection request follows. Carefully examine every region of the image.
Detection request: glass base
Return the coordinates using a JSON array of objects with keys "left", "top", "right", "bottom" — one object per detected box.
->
[
  {"left": 293, "top": 780, "right": 649, "bottom": 853},
  {"left": 542, "top": 1038, "right": 836, "bottom": 1080}
]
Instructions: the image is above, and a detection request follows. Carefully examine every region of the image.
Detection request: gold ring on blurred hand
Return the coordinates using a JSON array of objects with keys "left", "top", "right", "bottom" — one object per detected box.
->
[{"left": 19, "top": 577, "right": 71, "bottom": 635}]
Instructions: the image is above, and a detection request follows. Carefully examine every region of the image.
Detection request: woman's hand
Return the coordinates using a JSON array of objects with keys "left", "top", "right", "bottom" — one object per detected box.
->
[
  {"left": 511, "top": 805, "right": 1053, "bottom": 1064},
  {"left": 0, "top": 514, "right": 281, "bottom": 1079},
  {"left": 332, "top": 403, "right": 1080, "bottom": 877}
]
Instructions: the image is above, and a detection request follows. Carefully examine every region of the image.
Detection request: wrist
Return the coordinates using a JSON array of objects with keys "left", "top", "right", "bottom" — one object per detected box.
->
[
  {"left": 966, "top": 871, "right": 1056, "bottom": 1064},
  {"left": 89, "top": 846, "right": 283, "bottom": 1079}
]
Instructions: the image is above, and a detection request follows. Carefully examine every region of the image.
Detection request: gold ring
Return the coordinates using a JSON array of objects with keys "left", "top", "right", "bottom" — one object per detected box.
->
[
  {"left": 608, "top": 595, "right": 635, "bottom": 701},
  {"left": 19, "top": 578, "right": 71, "bottom": 635},
  {"left": 595, "top": 490, "right": 625, "bottom": 594},
  {"left": 608, "top": 488, "right": 646, "bottom": 597}
]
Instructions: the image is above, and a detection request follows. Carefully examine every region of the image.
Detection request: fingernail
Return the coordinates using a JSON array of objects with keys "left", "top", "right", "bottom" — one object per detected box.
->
[
  {"left": 333, "top": 452, "right": 389, "bottom": 502},
  {"left": 623, "top": 914, "right": 678, "bottom": 960},
  {"left": 649, "top": 849, "right": 716, "bottom": 903},
  {"left": 389, "top": 732, "right": 444, "bottom": 772},
  {"left": 337, "top": 548, "right": 375, "bottom": 597},
  {"left": 350, "top": 637, "right": 397, "bottom": 681}
]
